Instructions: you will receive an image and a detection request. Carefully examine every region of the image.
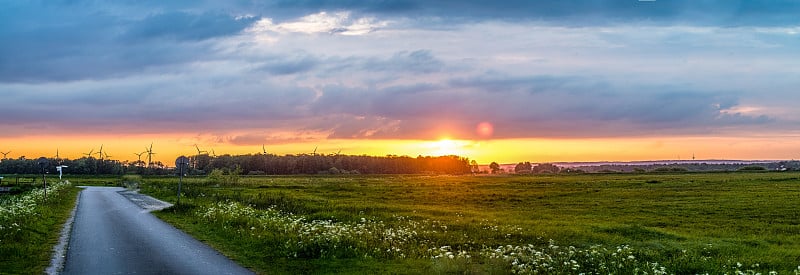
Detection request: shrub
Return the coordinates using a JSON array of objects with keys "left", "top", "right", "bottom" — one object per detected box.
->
[
  {"left": 653, "top": 167, "right": 688, "bottom": 172},
  {"left": 207, "top": 169, "right": 225, "bottom": 184},
  {"left": 207, "top": 166, "right": 242, "bottom": 186},
  {"left": 738, "top": 166, "right": 767, "bottom": 171},
  {"left": 121, "top": 175, "right": 142, "bottom": 189}
]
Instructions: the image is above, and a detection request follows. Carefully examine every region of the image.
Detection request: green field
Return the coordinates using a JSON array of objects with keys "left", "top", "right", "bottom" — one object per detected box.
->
[{"left": 133, "top": 172, "right": 800, "bottom": 274}]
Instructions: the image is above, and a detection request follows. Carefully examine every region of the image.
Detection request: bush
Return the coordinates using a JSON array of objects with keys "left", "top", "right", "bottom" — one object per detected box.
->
[
  {"left": 121, "top": 175, "right": 142, "bottom": 189},
  {"left": 207, "top": 166, "right": 242, "bottom": 186},
  {"left": 653, "top": 167, "right": 688, "bottom": 172},
  {"left": 207, "top": 169, "right": 225, "bottom": 184},
  {"left": 738, "top": 166, "right": 767, "bottom": 171}
]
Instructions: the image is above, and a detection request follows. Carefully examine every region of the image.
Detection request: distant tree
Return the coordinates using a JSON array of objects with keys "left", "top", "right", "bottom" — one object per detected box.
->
[
  {"left": 738, "top": 165, "right": 767, "bottom": 171},
  {"left": 652, "top": 166, "right": 688, "bottom": 173},
  {"left": 532, "top": 163, "right": 560, "bottom": 174},
  {"left": 561, "top": 168, "right": 585, "bottom": 174},
  {"left": 514, "top": 162, "right": 532, "bottom": 174},
  {"left": 489, "top": 162, "right": 501, "bottom": 174},
  {"left": 470, "top": 160, "right": 479, "bottom": 174}
]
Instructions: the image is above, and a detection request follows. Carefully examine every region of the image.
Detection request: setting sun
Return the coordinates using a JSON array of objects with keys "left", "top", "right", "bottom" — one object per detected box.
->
[{"left": 428, "top": 139, "right": 465, "bottom": 156}]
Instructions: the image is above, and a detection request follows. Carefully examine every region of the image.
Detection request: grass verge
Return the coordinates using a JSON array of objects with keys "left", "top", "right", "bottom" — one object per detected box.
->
[{"left": 0, "top": 181, "right": 80, "bottom": 273}]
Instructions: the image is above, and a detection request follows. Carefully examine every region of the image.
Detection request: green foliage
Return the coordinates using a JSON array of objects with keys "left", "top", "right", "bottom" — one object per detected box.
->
[
  {"left": 653, "top": 167, "right": 689, "bottom": 172},
  {"left": 143, "top": 173, "right": 800, "bottom": 274},
  {"left": 532, "top": 163, "right": 560, "bottom": 174},
  {"left": 738, "top": 165, "right": 767, "bottom": 171},
  {"left": 514, "top": 162, "right": 532, "bottom": 174},
  {"left": 206, "top": 166, "right": 242, "bottom": 186},
  {"left": 489, "top": 162, "right": 501, "bottom": 174},
  {"left": 121, "top": 174, "right": 142, "bottom": 189},
  {"left": 207, "top": 168, "right": 225, "bottom": 184},
  {"left": 0, "top": 181, "right": 78, "bottom": 273}
]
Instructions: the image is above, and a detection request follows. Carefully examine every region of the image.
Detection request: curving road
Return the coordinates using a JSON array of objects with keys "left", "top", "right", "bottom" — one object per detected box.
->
[{"left": 62, "top": 187, "right": 253, "bottom": 275}]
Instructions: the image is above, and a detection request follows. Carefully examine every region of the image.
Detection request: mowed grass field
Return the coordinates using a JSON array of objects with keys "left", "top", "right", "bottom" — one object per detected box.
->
[{"left": 135, "top": 172, "right": 800, "bottom": 274}]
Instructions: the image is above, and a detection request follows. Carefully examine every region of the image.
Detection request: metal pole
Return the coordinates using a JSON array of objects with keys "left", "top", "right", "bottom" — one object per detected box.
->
[
  {"left": 175, "top": 156, "right": 189, "bottom": 206},
  {"left": 178, "top": 164, "right": 183, "bottom": 205},
  {"left": 38, "top": 157, "right": 49, "bottom": 202},
  {"left": 43, "top": 167, "right": 47, "bottom": 202}
]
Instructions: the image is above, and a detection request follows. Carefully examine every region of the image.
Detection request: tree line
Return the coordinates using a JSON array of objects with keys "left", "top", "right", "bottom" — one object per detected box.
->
[{"left": 0, "top": 154, "right": 473, "bottom": 176}]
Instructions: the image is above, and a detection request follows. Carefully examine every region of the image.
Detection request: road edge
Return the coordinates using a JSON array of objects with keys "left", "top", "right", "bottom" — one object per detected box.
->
[{"left": 46, "top": 187, "right": 82, "bottom": 275}]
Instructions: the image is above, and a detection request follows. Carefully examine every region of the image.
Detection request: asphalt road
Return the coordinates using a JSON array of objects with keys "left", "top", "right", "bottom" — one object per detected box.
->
[{"left": 62, "top": 187, "right": 253, "bottom": 275}]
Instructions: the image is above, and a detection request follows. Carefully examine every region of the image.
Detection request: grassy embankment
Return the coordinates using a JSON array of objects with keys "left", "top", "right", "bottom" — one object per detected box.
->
[
  {"left": 134, "top": 172, "right": 800, "bottom": 274},
  {"left": 0, "top": 180, "right": 80, "bottom": 273}
]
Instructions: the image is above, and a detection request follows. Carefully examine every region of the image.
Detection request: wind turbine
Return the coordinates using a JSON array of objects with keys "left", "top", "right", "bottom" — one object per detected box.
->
[
  {"left": 1, "top": 151, "right": 10, "bottom": 159},
  {"left": 83, "top": 149, "right": 95, "bottom": 158},
  {"left": 53, "top": 149, "right": 64, "bottom": 165},
  {"left": 312, "top": 146, "right": 318, "bottom": 156},
  {"left": 96, "top": 145, "right": 105, "bottom": 162},
  {"left": 145, "top": 143, "right": 156, "bottom": 168},
  {"left": 194, "top": 144, "right": 208, "bottom": 169},
  {"left": 134, "top": 152, "right": 146, "bottom": 167},
  {"left": 195, "top": 144, "right": 208, "bottom": 155},
  {"left": 262, "top": 144, "right": 267, "bottom": 155}
]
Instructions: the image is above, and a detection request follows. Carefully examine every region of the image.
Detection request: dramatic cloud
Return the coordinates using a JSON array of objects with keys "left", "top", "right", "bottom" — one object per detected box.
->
[{"left": 1, "top": 0, "right": 798, "bottom": 149}]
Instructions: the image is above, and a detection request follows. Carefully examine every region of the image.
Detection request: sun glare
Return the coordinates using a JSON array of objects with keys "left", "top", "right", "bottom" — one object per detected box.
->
[{"left": 430, "top": 139, "right": 463, "bottom": 156}]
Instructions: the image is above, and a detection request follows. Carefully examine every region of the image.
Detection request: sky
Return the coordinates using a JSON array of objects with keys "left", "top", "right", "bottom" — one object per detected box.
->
[{"left": 1, "top": 0, "right": 800, "bottom": 165}]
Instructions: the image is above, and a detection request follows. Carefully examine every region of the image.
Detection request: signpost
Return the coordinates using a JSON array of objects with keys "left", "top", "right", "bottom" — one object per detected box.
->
[
  {"left": 37, "top": 157, "right": 49, "bottom": 201},
  {"left": 175, "top": 156, "right": 190, "bottom": 205},
  {"left": 56, "top": 165, "right": 68, "bottom": 180}
]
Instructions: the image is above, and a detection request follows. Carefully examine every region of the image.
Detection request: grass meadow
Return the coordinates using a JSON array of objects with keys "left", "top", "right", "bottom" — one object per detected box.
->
[{"left": 134, "top": 172, "right": 800, "bottom": 274}]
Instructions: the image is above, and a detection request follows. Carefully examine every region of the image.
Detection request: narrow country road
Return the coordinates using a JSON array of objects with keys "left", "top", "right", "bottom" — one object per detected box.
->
[{"left": 62, "top": 187, "right": 253, "bottom": 275}]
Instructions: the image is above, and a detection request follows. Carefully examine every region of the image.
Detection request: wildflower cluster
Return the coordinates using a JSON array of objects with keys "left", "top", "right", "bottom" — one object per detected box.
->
[
  {"left": 480, "top": 241, "right": 667, "bottom": 274},
  {"left": 720, "top": 261, "right": 790, "bottom": 275},
  {"left": 0, "top": 180, "right": 72, "bottom": 233},
  {"left": 197, "top": 200, "right": 431, "bottom": 259}
]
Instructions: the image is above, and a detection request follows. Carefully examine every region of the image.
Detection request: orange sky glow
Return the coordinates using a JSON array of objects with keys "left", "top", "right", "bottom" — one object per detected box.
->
[{"left": 3, "top": 133, "right": 799, "bottom": 166}]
